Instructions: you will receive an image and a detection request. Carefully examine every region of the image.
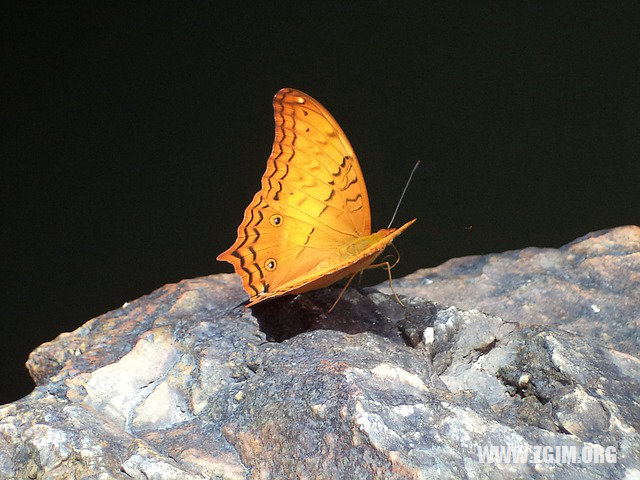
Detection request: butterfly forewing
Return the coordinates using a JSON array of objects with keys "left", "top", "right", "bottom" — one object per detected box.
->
[{"left": 268, "top": 89, "right": 371, "bottom": 233}]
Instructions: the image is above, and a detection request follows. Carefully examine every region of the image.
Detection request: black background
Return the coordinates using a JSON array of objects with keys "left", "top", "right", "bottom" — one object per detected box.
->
[{"left": 3, "top": 3, "right": 639, "bottom": 404}]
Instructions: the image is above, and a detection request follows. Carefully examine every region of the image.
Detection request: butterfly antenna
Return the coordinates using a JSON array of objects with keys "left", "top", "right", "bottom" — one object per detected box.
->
[{"left": 387, "top": 160, "right": 421, "bottom": 229}]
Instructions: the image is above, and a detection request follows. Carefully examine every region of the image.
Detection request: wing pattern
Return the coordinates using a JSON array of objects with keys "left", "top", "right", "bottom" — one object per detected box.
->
[{"left": 217, "top": 88, "right": 372, "bottom": 301}]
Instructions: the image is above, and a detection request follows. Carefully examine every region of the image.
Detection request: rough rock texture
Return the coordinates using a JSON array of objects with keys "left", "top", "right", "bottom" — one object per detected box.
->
[
  {"left": 380, "top": 225, "right": 640, "bottom": 354},
  {"left": 1, "top": 227, "right": 639, "bottom": 479}
]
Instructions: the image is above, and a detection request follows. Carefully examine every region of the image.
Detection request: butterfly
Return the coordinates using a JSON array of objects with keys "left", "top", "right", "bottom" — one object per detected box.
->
[{"left": 217, "top": 88, "right": 415, "bottom": 308}]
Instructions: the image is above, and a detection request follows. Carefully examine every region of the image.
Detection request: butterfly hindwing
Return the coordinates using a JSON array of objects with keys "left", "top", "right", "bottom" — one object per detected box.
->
[{"left": 221, "top": 193, "right": 347, "bottom": 300}]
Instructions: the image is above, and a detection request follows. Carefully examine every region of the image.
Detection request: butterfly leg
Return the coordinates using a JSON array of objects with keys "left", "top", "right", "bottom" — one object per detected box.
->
[
  {"left": 389, "top": 242, "right": 401, "bottom": 269},
  {"left": 366, "top": 260, "right": 405, "bottom": 307},
  {"left": 375, "top": 243, "right": 402, "bottom": 270},
  {"left": 328, "top": 271, "right": 359, "bottom": 313}
]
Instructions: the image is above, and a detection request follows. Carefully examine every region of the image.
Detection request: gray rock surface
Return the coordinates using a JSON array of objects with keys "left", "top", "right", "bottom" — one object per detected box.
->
[
  {"left": 1, "top": 227, "right": 639, "bottom": 479},
  {"left": 380, "top": 225, "right": 640, "bottom": 354}
]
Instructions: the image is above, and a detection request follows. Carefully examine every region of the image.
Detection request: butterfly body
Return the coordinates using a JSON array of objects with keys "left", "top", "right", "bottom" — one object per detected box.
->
[{"left": 218, "top": 88, "right": 415, "bottom": 307}]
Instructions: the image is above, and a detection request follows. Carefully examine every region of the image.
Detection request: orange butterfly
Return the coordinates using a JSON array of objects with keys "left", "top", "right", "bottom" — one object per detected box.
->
[{"left": 217, "top": 88, "right": 415, "bottom": 308}]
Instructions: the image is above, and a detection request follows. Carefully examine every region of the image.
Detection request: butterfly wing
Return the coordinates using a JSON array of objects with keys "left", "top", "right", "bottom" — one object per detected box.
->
[{"left": 217, "top": 88, "right": 372, "bottom": 303}]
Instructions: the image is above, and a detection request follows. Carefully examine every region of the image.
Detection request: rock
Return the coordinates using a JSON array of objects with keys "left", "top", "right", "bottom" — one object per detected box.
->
[
  {"left": 1, "top": 228, "right": 638, "bottom": 479},
  {"left": 381, "top": 225, "right": 640, "bottom": 354}
]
